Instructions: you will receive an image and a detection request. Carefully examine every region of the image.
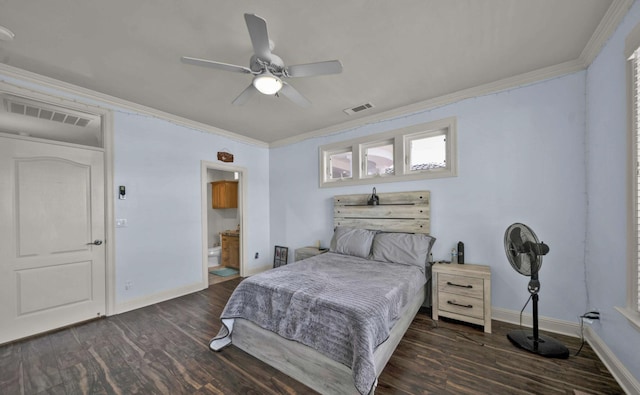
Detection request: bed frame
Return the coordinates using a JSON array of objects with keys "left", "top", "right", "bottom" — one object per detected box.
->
[{"left": 231, "top": 190, "right": 430, "bottom": 394}]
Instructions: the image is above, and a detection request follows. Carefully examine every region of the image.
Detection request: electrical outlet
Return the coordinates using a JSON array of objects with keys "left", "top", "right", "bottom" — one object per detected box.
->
[
  {"left": 582, "top": 310, "right": 600, "bottom": 324},
  {"left": 125, "top": 281, "right": 133, "bottom": 290}
]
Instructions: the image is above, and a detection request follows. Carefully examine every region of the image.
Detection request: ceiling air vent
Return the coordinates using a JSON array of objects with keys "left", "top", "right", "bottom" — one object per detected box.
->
[
  {"left": 6, "top": 98, "right": 92, "bottom": 127},
  {"left": 343, "top": 102, "right": 375, "bottom": 115}
]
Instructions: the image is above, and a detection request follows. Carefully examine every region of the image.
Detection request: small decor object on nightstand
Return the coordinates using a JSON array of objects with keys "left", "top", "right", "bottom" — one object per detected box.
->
[{"left": 273, "top": 246, "right": 288, "bottom": 268}]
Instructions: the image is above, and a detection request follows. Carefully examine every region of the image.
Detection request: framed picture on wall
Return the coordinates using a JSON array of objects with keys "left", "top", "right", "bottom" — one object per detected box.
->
[{"left": 274, "top": 245, "right": 289, "bottom": 268}]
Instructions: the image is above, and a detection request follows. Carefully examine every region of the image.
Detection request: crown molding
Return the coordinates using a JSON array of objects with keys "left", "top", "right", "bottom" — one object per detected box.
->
[
  {"left": 580, "top": 0, "right": 634, "bottom": 66},
  {"left": 270, "top": 58, "right": 585, "bottom": 148},
  {"left": 0, "top": 63, "right": 269, "bottom": 148},
  {"left": 270, "top": 0, "right": 633, "bottom": 149}
]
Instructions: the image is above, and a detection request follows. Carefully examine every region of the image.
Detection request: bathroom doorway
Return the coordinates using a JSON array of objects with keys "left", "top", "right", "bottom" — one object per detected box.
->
[{"left": 200, "top": 161, "right": 245, "bottom": 286}]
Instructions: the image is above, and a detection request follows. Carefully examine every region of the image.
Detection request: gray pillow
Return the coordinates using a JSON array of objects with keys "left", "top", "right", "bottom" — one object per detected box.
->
[
  {"left": 329, "top": 227, "right": 377, "bottom": 258},
  {"left": 370, "top": 232, "right": 436, "bottom": 271}
]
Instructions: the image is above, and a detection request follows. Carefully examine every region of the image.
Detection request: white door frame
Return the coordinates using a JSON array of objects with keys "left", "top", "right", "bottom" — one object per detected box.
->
[
  {"left": 0, "top": 81, "right": 116, "bottom": 317},
  {"left": 201, "top": 160, "right": 247, "bottom": 286}
]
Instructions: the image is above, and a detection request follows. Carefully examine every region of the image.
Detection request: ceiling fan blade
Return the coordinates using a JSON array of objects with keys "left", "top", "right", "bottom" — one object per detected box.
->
[
  {"left": 286, "top": 60, "right": 343, "bottom": 78},
  {"left": 244, "top": 13, "right": 272, "bottom": 62},
  {"left": 181, "top": 56, "right": 252, "bottom": 74},
  {"left": 232, "top": 84, "right": 258, "bottom": 105},
  {"left": 280, "top": 83, "right": 311, "bottom": 107}
]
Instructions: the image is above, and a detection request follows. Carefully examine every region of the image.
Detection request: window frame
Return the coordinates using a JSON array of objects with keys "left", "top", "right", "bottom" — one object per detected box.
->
[
  {"left": 319, "top": 117, "right": 457, "bottom": 188},
  {"left": 324, "top": 147, "right": 354, "bottom": 181},
  {"left": 361, "top": 138, "right": 395, "bottom": 178},
  {"left": 404, "top": 129, "right": 450, "bottom": 176},
  {"left": 618, "top": 23, "right": 640, "bottom": 331}
]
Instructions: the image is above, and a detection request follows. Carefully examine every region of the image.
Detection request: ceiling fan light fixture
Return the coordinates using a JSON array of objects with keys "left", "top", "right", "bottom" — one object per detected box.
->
[{"left": 253, "top": 72, "right": 283, "bottom": 95}]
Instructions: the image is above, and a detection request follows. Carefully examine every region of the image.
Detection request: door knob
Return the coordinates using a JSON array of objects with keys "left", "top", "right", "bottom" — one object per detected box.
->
[{"left": 87, "top": 240, "right": 103, "bottom": 246}]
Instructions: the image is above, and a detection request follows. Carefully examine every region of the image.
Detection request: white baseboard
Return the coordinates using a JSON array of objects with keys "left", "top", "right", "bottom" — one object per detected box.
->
[
  {"left": 492, "top": 307, "right": 640, "bottom": 393},
  {"left": 584, "top": 326, "right": 640, "bottom": 395},
  {"left": 491, "top": 307, "right": 581, "bottom": 338},
  {"left": 114, "top": 281, "right": 206, "bottom": 314}
]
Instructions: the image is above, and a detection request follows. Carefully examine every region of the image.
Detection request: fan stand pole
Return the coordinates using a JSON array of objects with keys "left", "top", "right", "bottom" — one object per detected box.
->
[
  {"left": 532, "top": 293, "right": 539, "bottom": 347},
  {"left": 507, "top": 279, "right": 569, "bottom": 359}
]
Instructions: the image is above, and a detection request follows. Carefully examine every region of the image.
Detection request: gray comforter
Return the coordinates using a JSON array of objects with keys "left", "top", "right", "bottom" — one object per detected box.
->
[{"left": 211, "top": 252, "right": 427, "bottom": 394}]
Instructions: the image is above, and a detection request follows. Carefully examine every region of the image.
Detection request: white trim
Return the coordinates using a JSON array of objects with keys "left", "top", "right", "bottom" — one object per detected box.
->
[
  {"left": 491, "top": 307, "right": 580, "bottom": 338},
  {"left": 581, "top": 0, "right": 634, "bottom": 65},
  {"left": 272, "top": 60, "right": 584, "bottom": 148},
  {"left": 200, "top": 160, "right": 248, "bottom": 286},
  {"left": 0, "top": 81, "right": 117, "bottom": 317},
  {"left": 585, "top": 326, "right": 640, "bottom": 395},
  {"left": 319, "top": 117, "right": 457, "bottom": 188},
  {"left": 615, "top": 306, "right": 640, "bottom": 332},
  {"left": 115, "top": 281, "right": 204, "bottom": 314},
  {"left": 103, "top": 110, "right": 116, "bottom": 316},
  {"left": 0, "top": 63, "right": 268, "bottom": 148},
  {"left": 626, "top": 31, "right": 640, "bottom": 327}
]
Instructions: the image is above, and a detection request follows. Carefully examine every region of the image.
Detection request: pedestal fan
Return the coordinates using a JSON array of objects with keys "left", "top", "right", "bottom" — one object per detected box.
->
[{"left": 504, "top": 223, "right": 569, "bottom": 359}]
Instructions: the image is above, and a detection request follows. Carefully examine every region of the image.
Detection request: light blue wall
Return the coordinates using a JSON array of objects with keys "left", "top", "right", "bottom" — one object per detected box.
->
[
  {"left": 270, "top": 71, "right": 588, "bottom": 320},
  {"left": 585, "top": 0, "right": 640, "bottom": 382},
  {"left": 113, "top": 112, "right": 271, "bottom": 303}
]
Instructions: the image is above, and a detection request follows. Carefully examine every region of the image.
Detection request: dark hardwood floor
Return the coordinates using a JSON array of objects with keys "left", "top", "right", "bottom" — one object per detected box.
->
[{"left": 0, "top": 277, "right": 623, "bottom": 394}]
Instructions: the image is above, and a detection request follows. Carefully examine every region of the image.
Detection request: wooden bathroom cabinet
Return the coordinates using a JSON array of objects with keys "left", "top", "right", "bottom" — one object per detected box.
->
[{"left": 211, "top": 181, "right": 238, "bottom": 209}]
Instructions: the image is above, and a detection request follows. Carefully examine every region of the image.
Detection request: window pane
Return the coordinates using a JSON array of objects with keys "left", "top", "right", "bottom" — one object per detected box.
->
[
  {"left": 410, "top": 134, "right": 446, "bottom": 171},
  {"left": 365, "top": 143, "right": 394, "bottom": 176},
  {"left": 329, "top": 151, "right": 352, "bottom": 179}
]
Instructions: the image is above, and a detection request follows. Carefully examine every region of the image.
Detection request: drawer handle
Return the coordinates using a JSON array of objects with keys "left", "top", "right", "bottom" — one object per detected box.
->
[
  {"left": 446, "top": 281, "right": 472, "bottom": 289},
  {"left": 447, "top": 300, "right": 473, "bottom": 309}
]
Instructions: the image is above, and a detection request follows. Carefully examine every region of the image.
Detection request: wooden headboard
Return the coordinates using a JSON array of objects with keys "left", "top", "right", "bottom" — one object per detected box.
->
[{"left": 334, "top": 190, "right": 430, "bottom": 234}]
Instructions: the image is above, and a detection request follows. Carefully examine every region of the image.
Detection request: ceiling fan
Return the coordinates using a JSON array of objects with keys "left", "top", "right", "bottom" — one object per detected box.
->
[{"left": 181, "top": 13, "right": 343, "bottom": 107}]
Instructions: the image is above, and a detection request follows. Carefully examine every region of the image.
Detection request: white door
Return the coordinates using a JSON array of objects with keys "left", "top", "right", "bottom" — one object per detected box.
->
[{"left": 0, "top": 135, "right": 106, "bottom": 344}]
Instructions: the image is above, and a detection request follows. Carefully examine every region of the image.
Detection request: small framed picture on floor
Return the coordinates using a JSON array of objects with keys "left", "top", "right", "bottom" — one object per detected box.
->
[{"left": 274, "top": 246, "right": 288, "bottom": 268}]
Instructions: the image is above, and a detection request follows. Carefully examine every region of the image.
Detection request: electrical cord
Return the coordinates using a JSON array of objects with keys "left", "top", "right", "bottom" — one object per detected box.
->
[
  {"left": 575, "top": 311, "right": 600, "bottom": 357},
  {"left": 519, "top": 294, "right": 532, "bottom": 329}
]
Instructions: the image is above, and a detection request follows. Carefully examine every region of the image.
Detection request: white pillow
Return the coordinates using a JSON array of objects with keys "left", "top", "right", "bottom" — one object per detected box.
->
[{"left": 329, "top": 227, "right": 377, "bottom": 258}]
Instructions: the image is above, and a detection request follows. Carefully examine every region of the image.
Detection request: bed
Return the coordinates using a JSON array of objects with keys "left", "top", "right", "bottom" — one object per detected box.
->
[{"left": 210, "top": 190, "right": 432, "bottom": 394}]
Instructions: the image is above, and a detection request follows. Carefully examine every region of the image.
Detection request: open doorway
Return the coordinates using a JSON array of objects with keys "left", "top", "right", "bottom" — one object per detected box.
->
[{"left": 201, "top": 161, "right": 246, "bottom": 287}]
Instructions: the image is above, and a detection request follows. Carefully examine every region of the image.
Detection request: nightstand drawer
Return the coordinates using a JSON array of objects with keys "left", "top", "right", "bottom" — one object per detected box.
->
[
  {"left": 438, "top": 273, "right": 484, "bottom": 299},
  {"left": 438, "top": 291, "right": 484, "bottom": 319}
]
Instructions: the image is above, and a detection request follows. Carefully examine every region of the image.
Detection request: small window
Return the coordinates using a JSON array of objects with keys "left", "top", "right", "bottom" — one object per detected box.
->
[
  {"left": 406, "top": 132, "right": 447, "bottom": 173},
  {"left": 363, "top": 140, "right": 394, "bottom": 177},
  {"left": 326, "top": 149, "right": 353, "bottom": 180},
  {"left": 319, "top": 117, "right": 456, "bottom": 187}
]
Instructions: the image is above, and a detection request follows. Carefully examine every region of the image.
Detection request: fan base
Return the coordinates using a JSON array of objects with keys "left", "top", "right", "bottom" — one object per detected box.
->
[{"left": 507, "top": 330, "right": 570, "bottom": 359}]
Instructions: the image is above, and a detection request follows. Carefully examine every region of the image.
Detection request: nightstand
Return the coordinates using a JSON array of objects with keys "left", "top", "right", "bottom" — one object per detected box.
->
[
  {"left": 294, "top": 247, "right": 328, "bottom": 261},
  {"left": 432, "top": 263, "right": 492, "bottom": 333}
]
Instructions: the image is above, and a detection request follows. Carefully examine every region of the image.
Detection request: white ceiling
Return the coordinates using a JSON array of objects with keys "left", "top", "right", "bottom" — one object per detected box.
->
[{"left": 0, "top": 0, "right": 629, "bottom": 145}]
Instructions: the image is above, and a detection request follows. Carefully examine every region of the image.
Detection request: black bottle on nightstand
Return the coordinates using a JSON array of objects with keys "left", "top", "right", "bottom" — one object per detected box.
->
[{"left": 457, "top": 241, "right": 464, "bottom": 264}]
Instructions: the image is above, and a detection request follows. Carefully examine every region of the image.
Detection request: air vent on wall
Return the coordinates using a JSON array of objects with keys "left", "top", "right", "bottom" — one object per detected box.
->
[
  {"left": 6, "top": 99, "right": 92, "bottom": 127},
  {"left": 343, "top": 102, "right": 375, "bottom": 115}
]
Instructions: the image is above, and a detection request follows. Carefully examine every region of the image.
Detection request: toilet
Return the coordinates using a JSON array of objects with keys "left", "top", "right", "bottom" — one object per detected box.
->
[{"left": 208, "top": 246, "right": 222, "bottom": 267}]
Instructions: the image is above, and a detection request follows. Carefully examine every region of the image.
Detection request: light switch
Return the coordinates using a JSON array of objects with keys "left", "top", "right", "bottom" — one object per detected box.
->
[{"left": 116, "top": 219, "right": 128, "bottom": 228}]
